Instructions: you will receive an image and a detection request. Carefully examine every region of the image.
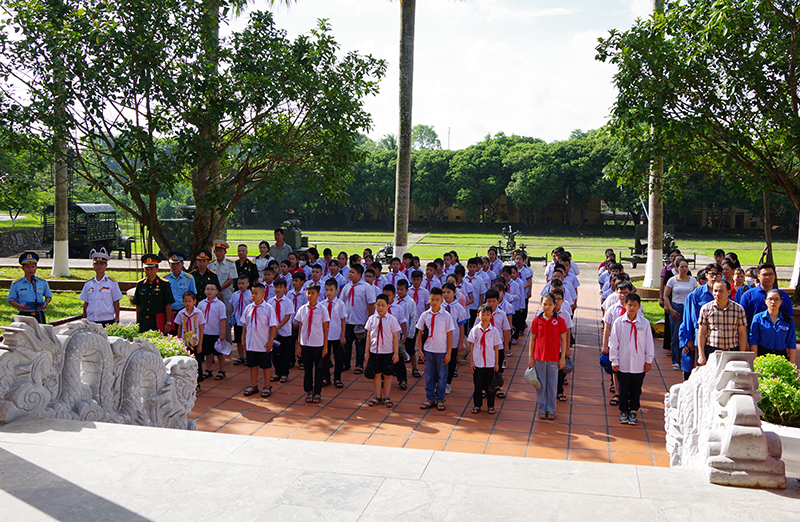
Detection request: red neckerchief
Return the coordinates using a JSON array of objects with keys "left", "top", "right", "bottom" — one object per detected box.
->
[
  {"left": 307, "top": 306, "right": 315, "bottom": 338},
  {"left": 479, "top": 327, "right": 489, "bottom": 366},
  {"left": 626, "top": 318, "right": 639, "bottom": 353}
]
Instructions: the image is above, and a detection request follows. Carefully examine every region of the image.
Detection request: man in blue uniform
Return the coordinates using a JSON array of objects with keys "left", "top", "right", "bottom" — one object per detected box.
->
[
  {"left": 165, "top": 251, "right": 196, "bottom": 334},
  {"left": 7, "top": 252, "right": 52, "bottom": 324}
]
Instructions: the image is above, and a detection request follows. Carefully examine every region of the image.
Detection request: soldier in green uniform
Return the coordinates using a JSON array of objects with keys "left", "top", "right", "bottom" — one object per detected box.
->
[
  {"left": 191, "top": 249, "right": 221, "bottom": 302},
  {"left": 131, "top": 254, "right": 174, "bottom": 333},
  {"left": 234, "top": 243, "right": 260, "bottom": 287}
]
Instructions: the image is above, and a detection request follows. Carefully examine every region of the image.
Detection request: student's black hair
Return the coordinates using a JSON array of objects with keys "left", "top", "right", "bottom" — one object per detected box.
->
[
  {"left": 182, "top": 290, "right": 197, "bottom": 300},
  {"left": 714, "top": 248, "right": 726, "bottom": 257},
  {"left": 446, "top": 274, "right": 458, "bottom": 284},
  {"left": 412, "top": 255, "right": 420, "bottom": 262},
  {"left": 338, "top": 250, "right": 348, "bottom": 258},
  {"left": 501, "top": 266, "right": 513, "bottom": 275},
  {"left": 370, "top": 261, "right": 383, "bottom": 272},
  {"left": 492, "top": 281, "right": 506, "bottom": 292},
  {"left": 311, "top": 264, "right": 323, "bottom": 272},
  {"left": 616, "top": 281, "right": 634, "bottom": 292},
  {"left": 349, "top": 253, "right": 361, "bottom": 265},
  {"left": 264, "top": 266, "right": 275, "bottom": 274},
  {"left": 485, "top": 288, "right": 500, "bottom": 300},
  {"left": 299, "top": 252, "right": 309, "bottom": 261},
  {"left": 402, "top": 252, "right": 413, "bottom": 260},
  {"left": 541, "top": 292, "right": 556, "bottom": 304},
  {"left": 443, "top": 252, "right": 452, "bottom": 259},
  {"left": 325, "top": 278, "right": 338, "bottom": 287},
  {"left": 624, "top": 293, "right": 641, "bottom": 304},
  {"left": 350, "top": 263, "right": 364, "bottom": 275},
  {"left": 553, "top": 264, "right": 565, "bottom": 273},
  {"left": 238, "top": 275, "right": 250, "bottom": 283},
  {"left": 365, "top": 268, "right": 376, "bottom": 277},
  {"left": 363, "top": 248, "right": 373, "bottom": 255},
  {"left": 383, "top": 284, "right": 396, "bottom": 295},
  {"left": 477, "top": 303, "right": 493, "bottom": 314},
  {"left": 273, "top": 278, "right": 287, "bottom": 287},
  {"left": 397, "top": 279, "right": 409, "bottom": 289},
  {"left": 280, "top": 259, "right": 291, "bottom": 267},
  {"left": 454, "top": 265, "right": 466, "bottom": 276},
  {"left": 430, "top": 287, "right": 444, "bottom": 296},
  {"left": 251, "top": 283, "right": 265, "bottom": 293},
  {"left": 390, "top": 257, "right": 401, "bottom": 264},
  {"left": 306, "top": 283, "right": 320, "bottom": 293},
  {"left": 323, "top": 248, "right": 332, "bottom": 256},
  {"left": 433, "top": 258, "right": 443, "bottom": 267},
  {"left": 614, "top": 272, "right": 630, "bottom": 282},
  {"left": 426, "top": 262, "right": 437, "bottom": 270},
  {"left": 557, "top": 253, "right": 571, "bottom": 263},
  {"left": 552, "top": 247, "right": 565, "bottom": 254},
  {"left": 609, "top": 262, "right": 624, "bottom": 272},
  {"left": 514, "top": 251, "right": 527, "bottom": 260},
  {"left": 442, "top": 282, "right": 456, "bottom": 292},
  {"left": 488, "top": 246, "right": 498, "bottom": 254},
  {"left": 307, "top": 247, "right": 318, "bottom": 258},
  {"left": 468, "top": 257, "right": 481, "bottom": 266},
  {"left": 268, "top": 260, "right": 279, "bottom": 268},
  {"left": 411, "top": 269, "right": 423, "bottom": 279},
  {"left": 604, "top": 248, "right": 615, "bottom": 255},
  {"left": 328, "top": 259, "right": 340, "bottom": 267},
  {"left": 705, "top": 262, "right": 723, "bottom": 273},
  {"left": 550, "top": 279, "right": 563, "bottom": 288},
  {"left": 376, "top": 293, "right": 389, "bottom": 305},
  {"left": 292, "top": 271, "right": 306, "bottom": 281},
  {"left": 552, "top": 288, "right": 564, "bottom": 298}
]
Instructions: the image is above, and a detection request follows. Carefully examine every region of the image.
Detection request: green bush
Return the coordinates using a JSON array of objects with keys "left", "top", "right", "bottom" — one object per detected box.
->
[
  {"left": 754, "top": 354, "right": 800, "bottom": 428},
  {"left": 104, "top": 324, "right": 193, "bottom": 359}
]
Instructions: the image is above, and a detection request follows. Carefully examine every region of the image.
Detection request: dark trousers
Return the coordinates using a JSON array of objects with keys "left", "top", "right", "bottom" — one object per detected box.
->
[
  {"left": 344, "top": 323, "right": 367, "bottom": 368},
  {"left": 446, "top": 347, "right": 458, "bottom": 384},
  {"left": 468, "top": 309, "right": 478, "bottom": 331},
  {"left": 557, "top": 368, "right": 566, "bottom": 395},
  {"left": 512, "top": 310, "right": 525, "bottom": 340},
  {"left": 329, "top": 340, "right": 345, "bottom": 381},
  {"left": 497, "top": 348, "right": 506, "bottom": 374},
  {"left": 617, "top": 371, "right": 645, "bottom": 413},
  {"left": 301, "top": 345, "right": 324, "bottom": 394},
  {"left": 273, "top": 334, "right": 293, "bottom": 377},
  {"left": 473, "top": 367, "right": 495, "bottom": 408},
  {"left": 394, "top": 338, "right": 409, "bottom": 383},
  {"left": 757, "top": 345, "right": 789, "bottom": 360}
]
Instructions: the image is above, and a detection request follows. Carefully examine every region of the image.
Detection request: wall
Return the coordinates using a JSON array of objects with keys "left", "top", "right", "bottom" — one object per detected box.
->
[{"left": 0, "top": 227, "right": 43, "bottom": 257}]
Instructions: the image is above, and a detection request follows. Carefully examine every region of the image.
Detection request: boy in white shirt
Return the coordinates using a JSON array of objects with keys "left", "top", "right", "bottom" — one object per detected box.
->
[
  {"left": 289, "top": 271, "right": 309, "bottom": 369},
  {"left": 485, "top": 288, "right": 511, "bottom": 399},
  {"left": 442, "top": 282, "right": 469, "bottom": 394},
  {"left": 382, "top": 284, "right": 408, "bottom": 389},
  {"left": 320, "top": 278, "right": 347, "bottom": 388},
  {"left": 602, "top": 281, "right": 645, "bottom": 407},
  {"left": 230, "top": 276, "right": 253, "bottom": 367},
  {"left": 198, "top": 283, "right": 228, "bottom": 382},
  {"left": 416, "top": 288, "right": 455, "bottom": 411},
  {"left": 464, "top": 258, "right": 486, "bottom": 329},
  {"left": 341, "top": 263, "right": 376, "bottom": 374},
  {"left": 328, "top": 259, "right": 348, "bottom": 290},
  {"left": 269, "top": 278, "right": 295, "bottom": 383},
  {"left": 241, "top": 284, "right": 278, "bottom": 398},
  {"left": 609, "top": 293, "right": 654, "bottom": 425},
  {"left": 386, "top": 257, "right": 407, "bottom": 287},
  {"left": 294, "top": 283, "right": 330, "bottom": 403},
  {"left": 395, "top": 279, "right": 419, "bottom": 382},
  {"left": 175, "top": 291, "right": 205, "bottom": 385},
  {"left": 365, "top": 294, "right": 401, "bottom": 408},
  {"left": 423, "top": 262, "right": 441, "bottom": 292},
  {"left": 468, "top": 303, "right": 502, "bottom": 414},
  {"left": 262, "top": 266, "right": 277, "bottom": 302},
  {"left": 409, "top": 270, "right": 430, "bottom": 321},
  {"left": 363, "top": 269, "right": 381, "bottom": 300}
]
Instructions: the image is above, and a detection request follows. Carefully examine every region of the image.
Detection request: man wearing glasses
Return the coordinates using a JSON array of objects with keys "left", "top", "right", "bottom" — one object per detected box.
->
[
  {"left": 739, "top": 262, "right": 794, "bottom": 326},
  {"left": 679, "top": 263, "right": 723, "bottom": 378}
]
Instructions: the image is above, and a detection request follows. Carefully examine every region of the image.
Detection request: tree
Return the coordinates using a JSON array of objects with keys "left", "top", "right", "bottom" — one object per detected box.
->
[
  {"left": 378, "top": 134, "right": 398, "bottom": 151},
  {"left": 503, "top": 141, "right": 553, "bottom": 228},
  {"left": 354, "top": 149, "right": 396, "bottom": 227},
  {"left": 0, "top": 141, "right": 49, "bottom": 227},
  {"left": 411, "top": 148, "right": 455, "bottom": 227},
  {"left": 411, "top": 124, "right": 441, "bottom": 150}
]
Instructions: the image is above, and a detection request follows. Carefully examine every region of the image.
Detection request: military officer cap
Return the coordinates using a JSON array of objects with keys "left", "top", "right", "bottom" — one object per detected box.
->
[
  {"left": 91, "top": 249, "right": 110, "bottom": 263},
  {"left": 19, "top": 251, "right": 39, "bottom": 265},
  {"left": 213, "top": 239, "right": 229, "bottom": 250},
  {"left": 195, "top": 249, "right": 212, "bottom": 260},
  {"left": 142, "top": 253, "right": 160, "bottom": 267},
  {"left": 167, "top": 251, "right": 186, "bottom": 264}
]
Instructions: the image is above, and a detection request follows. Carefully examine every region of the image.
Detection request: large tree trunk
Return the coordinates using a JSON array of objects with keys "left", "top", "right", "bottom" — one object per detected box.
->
[
  {"left": 51, "top": 141, "right": 70, "bottom": 276},
  {"left": 392, "top": 0, "right": 415, "bottom": 259}
]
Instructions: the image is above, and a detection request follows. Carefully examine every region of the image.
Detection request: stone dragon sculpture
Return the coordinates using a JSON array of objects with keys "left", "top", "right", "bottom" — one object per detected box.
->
[{"left": 0, "top": 316, "right": 197, "bottom": 430}]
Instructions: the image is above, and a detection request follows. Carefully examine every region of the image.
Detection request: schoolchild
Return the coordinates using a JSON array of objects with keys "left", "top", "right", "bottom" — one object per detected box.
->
[
  {"left": 320, "top": 278, "right": 348, "bottom": 387},
  {"left": 269, "top": 278, "right": 295, "bottom": 383},
  {"left": 294, "top": 283, "right": 330, "bottom": 403},
  {"left": 465, "top": 257, "right": 487, "bottom": 329},
  {"left": 365, "top": 294, "right": 401, "bottom": 408},
  {"left": 288, "top": 271, "right": 309, "bottom": 368},
  {"left": 197, "top": 283, "right": 228, "bottom": 381},
  {"left": 416, "top": 288, "right": 455, "bottom": 411},
  {"left": 241, "top": 284, "right": 278, "bottom": 398},
  {"left": 528, "top": 292, "right": 568, "bottom": 420},
  {"left": 382, "top": 285, "right": 408, "bottom": 386},
  {"left": 230, "top": 276, "right": 253, "bottom": 366},
  {"left": 485, "top": 288, "right": 511, "bottom": 398},
  {"left": 174, "top": 291, "right": 205, "bottom": 384},
  {"left": 409, "top": 270, "right": 430, "bottom": 320},
  {"left": 395, "top": 279, "right": 419, "bottom": 380},
  {"left": 262, "top": 266, "right": 277, "bottom": 302},
  {"left": 386, "top": 257, "right": 408, "bottom": 287},
  {"left": 341, "top": 263, "right": 376, "bottom": 374},
  {"left": 423, "top": 262, "right": 441, "bottom": 292},
  {"left": 467, "top": 303, "right": 502, "bottom": 414},
  {"left": 442, "top": 282, "right": 469, "bottom": 394}
]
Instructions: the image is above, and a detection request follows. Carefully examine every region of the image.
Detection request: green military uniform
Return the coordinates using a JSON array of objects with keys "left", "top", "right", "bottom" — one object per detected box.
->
[
  {"left": 131, "top": 254, "right": 174, "bottom": 333},
  {"left": 235, "top": 258, "right": 260, "bottom": 288},
  {"left": 191, "top": 268, "right": 221, "bottom": 302}
]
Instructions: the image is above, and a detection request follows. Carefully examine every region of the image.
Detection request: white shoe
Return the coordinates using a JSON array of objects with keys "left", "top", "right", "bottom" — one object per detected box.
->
[
  {"left": 445, "top": 384, "right": 452, "bottom": 394},
  {"left": 511, "top": 339, "right": 518, "bottom": 345},
  {"left": 506, "top": 349, "right": 512, "bottom": 357},
  {"left": 502, "top": 361, "right": 507, "bottom": 369}
]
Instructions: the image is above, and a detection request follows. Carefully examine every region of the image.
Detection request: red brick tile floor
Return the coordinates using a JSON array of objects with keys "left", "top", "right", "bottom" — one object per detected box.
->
[{"left": 193, "top": 285, "right": 679, "bottom": 466}]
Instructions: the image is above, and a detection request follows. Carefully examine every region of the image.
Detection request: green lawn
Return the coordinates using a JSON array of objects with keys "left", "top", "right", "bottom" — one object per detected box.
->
[
  {"left": 0, "top": 290, "right": 84, "bottom": 325},
  {"left": 0, "top": 216, "right": 41, "bottom": 233},
  {"left": 640, "top": 299, "right": 664, "bottom": 325},
  {"left": 0, "top": 267, "right": 141, "bottom": 282}
]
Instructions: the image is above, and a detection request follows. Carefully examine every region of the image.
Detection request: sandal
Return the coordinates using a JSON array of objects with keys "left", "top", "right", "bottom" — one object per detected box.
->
[
  {"left": 243, "top": 385, "right": 259, "bottom": 397},
  {"left": 609, "top": 394, "right": 619, "bottom": 406},
  {"left": 260, "top": 386, "right": 272, "bottom": 398},
  {"left": 334, "top": 380, "right": 344, "bottom": 388},
  {"left": 487, "top": 407, "right": 496, "bottom": 415},
  {"left": 398, "top": 381, "right": 407, "bottom": 390},
  {"left": 368, "top": 396, "right": 383, "bottom": 407},
  {"left": 312, "top": 395, "right": 321, "bottom": 403},
  {"left": 354, "top": 366, "right": 363, "bottom": 375},
  {"left": 471, "top": 407, "right": 480, "bottom": 414},
  {"left": 202, "top": 369, "right": 214, "bottom": 380},
  {"left": 305, "top": 393, "right": 314, "bottom": 403},
  {"left": 558, "top": 393, "right": 568, "bottom": 402},
  {"left": 436, "top": 401, "right": 446, "bottom": 411},
  {"left": 214, "top": 371, "right": 226, "bottom": 380},
  {"left": 232, "top": 357, "right": 245, "bottom": 366},
  {"left": 538, "top": 412, "right": 547, "bottom": 420},
  {"left": 609, "top": 383, "right": 616, "bottom": 393},
  {"left": 279, "top": 376, "right": 288, "bottom": 383},
  {"left": 547, "top": 412, "right": 556, "bottom": 420},
  {"left": 420, "top": 400, "right": 435, "bottom": 410},
  {"left": 383, "top": 397, "right": 394, "bottom": 408},
  {"left": 412, "top": 369, "right": 421, "bottom": 378},
  {"left": 270, "top": 375, "right": 280, "bottom": 382},
  {"left": 495, "top": 391, "right": 506, "bottom": 399}
]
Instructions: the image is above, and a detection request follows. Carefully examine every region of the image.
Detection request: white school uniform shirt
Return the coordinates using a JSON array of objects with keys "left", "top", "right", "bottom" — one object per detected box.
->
[
  {"left": 517, "top": 266, "right": 533, "bottom": 294},
  {"left": 366, "top": 312, "right": 401, "bottom": 354},
  {"left": 198, "top": 297, "right": 226, "bottom": 336},
  {"left": 442, "top": 300, "right": 469, "bottom": 349},
  {"left": 242, "top": 301, "right": 278, "bottom": 352},
  {"left": 416, "top": 308, "right": 456, "bottom": 354},
  {"left": 175, "top": 307, "right": 205, "bottom": 337},
  {"left": 385, "top": 270, "right": 408, "bottom": 288},
  {"left": 278, "top": 272, "right": 292, "bottom": 285},
  {"left": 294, "top": 303, "right": 330, "bottom": 347},
  {"left": 603, "top": 301, "right": 646, "bottom": 325},
  {"left": 556, "top": 307, "right": 574, "bottom": 329},
  {"left": 564, "top": 273, "right": 581, "bottom": 289},
  {"left": 230, "top": 289, "right": 252, "bottom": 327},
  {"left": 502, "top": 284, "right": 519, "bottom": 311},
  {"left": 366, "top": 283, "right": 380, "bottom": 301},
  {"left": 609, "top": 314, "right": 655, "bottom": 373},
  {"left": 395, "top": 295, "right": 418, "bottom": 339},
  {"left": 341, "top": 280, "right": 377, "bottom": 325},
  {"left": 601, "top": 292, "right": 617, "bottom": 311},
  {"left": 422, "top": 275, "right": 441, "bottom": 292},
  {"left": 387, "top": 301, "right": 408, "bottom": 339},
  {"left": 269, "top": 295, "right": 295, "bottom": 337},
  {"left": 320, "top": 297, "right": 347, "bottom": 341},
  {"left": 287, "top": 287, "right": 308, "bottom": 324},
  {"left": 464, "top": 274, "right": 486, "bottom": 310},
  {"left": 409, "top": 285, "right": 430, "bottom": 319},
  {"left": 468, "top": 323, "right": 503, "bottom": 368},
  {"left": 511, "top": 277, "right": 526, "bottom": 311},
  {"left": 488, "top": 258, "right": 503, "bottom": 276},
  {"left": 598, "top": 270, "right": 611, "bottom": 289},
  {"left": 79, "top": 275, "right": 123, "bottom": 322},
  {"left": 457, "top": 280, "right": 475, "bottom": 307},
  {"left": 480, "top": 267, "right": 497, "bottom": 284},
  {"left": 570, "top": 263, "right": 581, "bottom": 277},
  {"left": 489, "top": 306, "right": 512, "bottom": 342},
  {"left": 498, "top": 298, "right": 515, "bottom": 318},
  {"left": 262, "top": 282, "right": 276, "bottom": 302},
  {"left": 545, "top": 261, "right": 556, "bottom": 281},
  {"left": 332, "top": 271, "right": 348, "bottom": 290}
]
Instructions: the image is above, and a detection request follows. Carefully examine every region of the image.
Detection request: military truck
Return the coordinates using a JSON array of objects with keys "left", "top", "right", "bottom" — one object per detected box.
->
[{"left": 42, "top": 201, "right": 133, "bottom": 258}]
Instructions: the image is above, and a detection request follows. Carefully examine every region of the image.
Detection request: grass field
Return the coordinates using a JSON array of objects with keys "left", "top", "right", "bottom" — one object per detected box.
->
[
  {"left": 0, "top": 215, "right": 40, "bottom": 233},
  {"left": 0, "top": 267, "right": 140, "bottom": 282},
  {"left": 0, "top": 290, "right": 84, "bottom": 326}
]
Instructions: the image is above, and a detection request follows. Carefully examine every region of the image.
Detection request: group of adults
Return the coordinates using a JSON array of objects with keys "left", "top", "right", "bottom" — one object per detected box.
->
[{"left": 658, "top": 249, "right": 796, "bottom": 376}]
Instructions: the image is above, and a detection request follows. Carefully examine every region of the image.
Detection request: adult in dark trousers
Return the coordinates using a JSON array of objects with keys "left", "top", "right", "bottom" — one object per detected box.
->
[
  {"left": 131, "top": 254, "right": 174, "bottom": 333},
  {"left": 697, "top": 279, "right": 749, "bottom": 366},
  {"left": 191, "top": 249, "right": 221, "bottom": 302},
  {"left": 7, "top": 251, "right": 52, "bottom": 324}
]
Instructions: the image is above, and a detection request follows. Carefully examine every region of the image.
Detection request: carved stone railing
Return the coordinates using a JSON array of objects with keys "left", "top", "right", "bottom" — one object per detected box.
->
[
  {"left": 0, "top": 316, "right": 197, "bottom": 430},
  {"left": 665, "top": 350, "right": 785, "bottom": 488}
]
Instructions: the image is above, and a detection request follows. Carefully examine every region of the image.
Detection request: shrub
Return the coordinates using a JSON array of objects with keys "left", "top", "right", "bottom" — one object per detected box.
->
[
  {"left": 754, "top": 354, "right": 800, "bottom": 428},
  {"left": 104, "top": 324, "right": 193, "bottom": 359}
]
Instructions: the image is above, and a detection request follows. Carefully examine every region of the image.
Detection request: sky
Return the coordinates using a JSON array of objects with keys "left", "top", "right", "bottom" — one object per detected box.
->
[{"left": 235, "top": 0, "right": 655, "bottom": 150}]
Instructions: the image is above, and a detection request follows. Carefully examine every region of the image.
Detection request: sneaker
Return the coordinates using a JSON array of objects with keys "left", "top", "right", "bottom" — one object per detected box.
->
[
  {"left": 445, "top": 384, "right": 452, "bottom": 394},
  {"left": 502, "top": 360, "right": 507, "bottom": 370},
  {"left": 672, "top": 363, "right": 680, "bottom": 371},
  {"left": 506, "top": 349, "right": 512, "bottom": 357},
  {"left": 627, "top": 411, "right": 638, "bottom": 425},
  {"left": 511, "top": 339, "right": 518, "bottom": 345},
  {"left": 619, "top": 412, "right": 629, "bottom": 424}
]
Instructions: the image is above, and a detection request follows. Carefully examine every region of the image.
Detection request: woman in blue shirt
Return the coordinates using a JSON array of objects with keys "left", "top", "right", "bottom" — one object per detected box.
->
[{"left": 749, "top": 289, "right": 796, "bottom": 365}]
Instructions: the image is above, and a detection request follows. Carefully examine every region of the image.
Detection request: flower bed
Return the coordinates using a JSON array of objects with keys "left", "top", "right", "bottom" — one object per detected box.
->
[
  {"left": 104, "top": 323, "right": 193, "bottom": 359},
  {"left": 754, "top": 354, "right": 800, "bottom": 428}
]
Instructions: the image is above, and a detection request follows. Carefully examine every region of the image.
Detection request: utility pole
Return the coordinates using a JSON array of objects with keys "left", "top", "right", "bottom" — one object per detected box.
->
[{"left": 642, "top": 0, "right": 663, "bottom": 289}]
